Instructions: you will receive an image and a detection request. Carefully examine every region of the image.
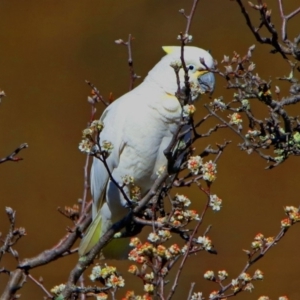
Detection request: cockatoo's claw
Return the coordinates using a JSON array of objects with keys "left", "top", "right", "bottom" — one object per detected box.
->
[
  {"left": 119, "top": 222, "right": 144, "bottom": 238},
  {"left": 124, "top": 200, "right": 136, "bottom": 209}
]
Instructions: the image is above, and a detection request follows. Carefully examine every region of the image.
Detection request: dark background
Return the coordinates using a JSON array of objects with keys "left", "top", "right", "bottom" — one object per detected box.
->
[{"left": 0, "top": 0, "right": 299, "bottom": 299}]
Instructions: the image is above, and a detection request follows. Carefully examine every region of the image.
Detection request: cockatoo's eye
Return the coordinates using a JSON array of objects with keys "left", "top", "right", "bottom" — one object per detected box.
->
[{"left": 188, "top": 64, "right": 196, "bottom": 72}]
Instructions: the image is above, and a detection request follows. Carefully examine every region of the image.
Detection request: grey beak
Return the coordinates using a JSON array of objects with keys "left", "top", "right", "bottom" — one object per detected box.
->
[{"left": 198, "top": 72, "right": 215, "bottom": 95}]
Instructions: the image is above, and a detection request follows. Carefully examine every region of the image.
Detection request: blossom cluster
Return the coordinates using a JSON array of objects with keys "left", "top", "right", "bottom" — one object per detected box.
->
[
  {"left": 258, "top": 297, "right": 289, "bottom": 300},
  {"left": 183, "top": 104, "right": 196, "bottom": 117},
  {"left": 245, "top": 129, "right": 261, "bottom": 140},
  {"left": 232, "top": 269, "right": 264, "bottom": 292},
  {"left": 187, "top": 156, "right": 217, "bottom": 183},
  {"left": 250, "top": 233, "right": 274, "bottom": 251},
  {"left": 190, "top": 80, "right": 207, "bottom": 98},
  {"left": 128, "top": 236, "right": 184, "bottom": 265},
  {"left": 209, "top": 195, "right": 222, "bottom": 211},
  {"left": 202, "top": 268, "right": 265, "bottom": 297},
  {"left": 209, "top": 97, "right": 227, "bottom": 111},
  {"left": 122, "top": 290, "right": 152, "bottom": 300},
  {"left": 78, "top": 120, "right": 114, "bottom": 156},
  {"left": 190, "top": 292, "right": 204, "bottom": 300},
  {"left": 95, "top": 293, "right": 109, "bottom": 300},
  {"left": 282, "top": 206, "right": 300, "bottom": 228},
  {"left": 50, "top": 283, "right": 66, "bottom": 297},
  {"left": 126, "top": 235, "right": 188, "bottom": 298},
  {"left": 169, "top": 194, "right": 200, "bottom": 226},
  {"left": 120, "top": 174, "right": 142, "bottom": 202},
  {"left": 89, "top": 264, "right": 125, "bottom": 289},
  {"left": 196, "top": 236, "right": 213, "bottom": 251},
  {"left": 79, "top": 120, "right": 102, "bottom": 153},
  {"left": 228, "top": 112, "right": 243, "bottom": 125}
]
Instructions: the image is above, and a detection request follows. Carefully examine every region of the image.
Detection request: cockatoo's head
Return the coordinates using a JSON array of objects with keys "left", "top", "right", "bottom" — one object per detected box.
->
[{"left": 146, "top": 46, "right": 215, "bottom": 100}]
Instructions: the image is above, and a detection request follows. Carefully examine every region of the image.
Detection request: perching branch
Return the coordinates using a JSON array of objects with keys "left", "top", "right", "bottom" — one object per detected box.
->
[{"left": 61, "top": 170, "right": 170, "bottom": 299}]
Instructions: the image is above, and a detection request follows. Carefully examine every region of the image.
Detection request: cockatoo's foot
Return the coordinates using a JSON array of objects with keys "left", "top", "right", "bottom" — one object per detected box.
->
[
  {"left": 125, "top": 222, "right": 144, "bottom": 237},
  {"left": 164, "top": 147, "right": 181, "bottom": 174},
  {"left": 164, "top": 144, "right": 191, "bottom": 174},
  {"left": 124, "top": 199, "right": 137, "bottom": 209},
  {"left": 114, "top": 222, "right": 143, "bottom": 238}
]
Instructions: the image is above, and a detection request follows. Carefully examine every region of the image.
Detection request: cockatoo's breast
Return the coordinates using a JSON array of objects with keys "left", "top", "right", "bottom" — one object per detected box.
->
[{"left": 111, "top": 84, "right": 180, "bottom": 192}]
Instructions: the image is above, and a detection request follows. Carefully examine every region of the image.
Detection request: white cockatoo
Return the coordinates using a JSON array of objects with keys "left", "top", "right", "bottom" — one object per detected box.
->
[{"left": 79, "top": 46, "right": 215, "bottom": 259}]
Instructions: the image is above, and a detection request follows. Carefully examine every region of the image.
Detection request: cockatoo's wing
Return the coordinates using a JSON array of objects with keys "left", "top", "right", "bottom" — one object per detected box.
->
[
  {"left": 79, "top": 100, "right": 126, "bottom": 257},
  {"left": 91, "top": 102, "right": 126, "bottom": 215}
]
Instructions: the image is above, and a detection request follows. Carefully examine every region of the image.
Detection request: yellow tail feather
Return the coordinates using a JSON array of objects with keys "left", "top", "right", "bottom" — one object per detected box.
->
[
  {"left": 79, "top": 213, "right": 131, "bottom": 260},
  {"left": 78, "top": 212, "right": 102, "bottom": 256},
  {"left": 102, "top": 237, "right": 131, "bottom": 260}
]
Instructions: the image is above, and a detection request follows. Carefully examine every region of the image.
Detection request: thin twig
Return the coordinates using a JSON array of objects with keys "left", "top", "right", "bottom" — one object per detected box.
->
[
  {"left": 0, "top": 143, "right": 28, "bottom": 164},
  {"left": 85, "top": 80, "right": 109, "bottom": 107},
  {"left": 186, "top": 282, "right": 195, "bottom": 300},
  {"left": 27, "top": 274, "right": 53, "bottom": 299},
  {"left": 278, "top": 0, "right": 300, "bottom": 40},
  {"left": 115, "top": 34, "right": 140, "bottom": 91}
]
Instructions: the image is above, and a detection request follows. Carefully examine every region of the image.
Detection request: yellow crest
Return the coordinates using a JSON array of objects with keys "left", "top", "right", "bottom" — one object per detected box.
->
[{"left": 162, "top": 46, "right": 180, "bottom": 54}]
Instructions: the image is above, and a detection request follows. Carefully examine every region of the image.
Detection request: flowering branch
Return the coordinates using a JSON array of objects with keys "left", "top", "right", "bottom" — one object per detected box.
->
[
  {"left": 177, "top": 0, "right": 203, "bottom": 103},
  {"left": 61, "top": 170, "right": 170, "bottom": 299},
  {"left": 203, "top": 44, "right": 300, "bottom": 169},
  {"left": 166, "top": 191, "right": 212, "bottom": 300},
  {"left": 203, "top": 206, "right": 298, "bottom": 299}
]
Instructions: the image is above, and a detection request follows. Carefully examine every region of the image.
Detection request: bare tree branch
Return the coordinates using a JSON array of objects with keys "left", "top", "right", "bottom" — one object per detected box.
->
[{"left": 0, "top": 143, "right": 28, "bottom": 164}]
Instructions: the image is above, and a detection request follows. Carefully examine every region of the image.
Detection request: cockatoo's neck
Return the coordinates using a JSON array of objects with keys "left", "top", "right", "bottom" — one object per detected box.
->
[
  {"left": 144, "top": 60, "right": 180, "bottom": 96},
  {"left": 144, "top": 62, "right": 202, "bottom": 102}
]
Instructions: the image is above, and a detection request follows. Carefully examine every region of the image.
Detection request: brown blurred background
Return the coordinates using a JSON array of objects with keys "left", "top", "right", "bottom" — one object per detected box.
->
[{"left": 0, "top": 0, "right": 300, "bottom": 299}]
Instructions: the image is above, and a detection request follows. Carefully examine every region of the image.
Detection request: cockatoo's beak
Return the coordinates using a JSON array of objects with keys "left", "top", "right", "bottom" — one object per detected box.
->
[{"left": 197, "top": 71, "right": 215, "bottom": 95}]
